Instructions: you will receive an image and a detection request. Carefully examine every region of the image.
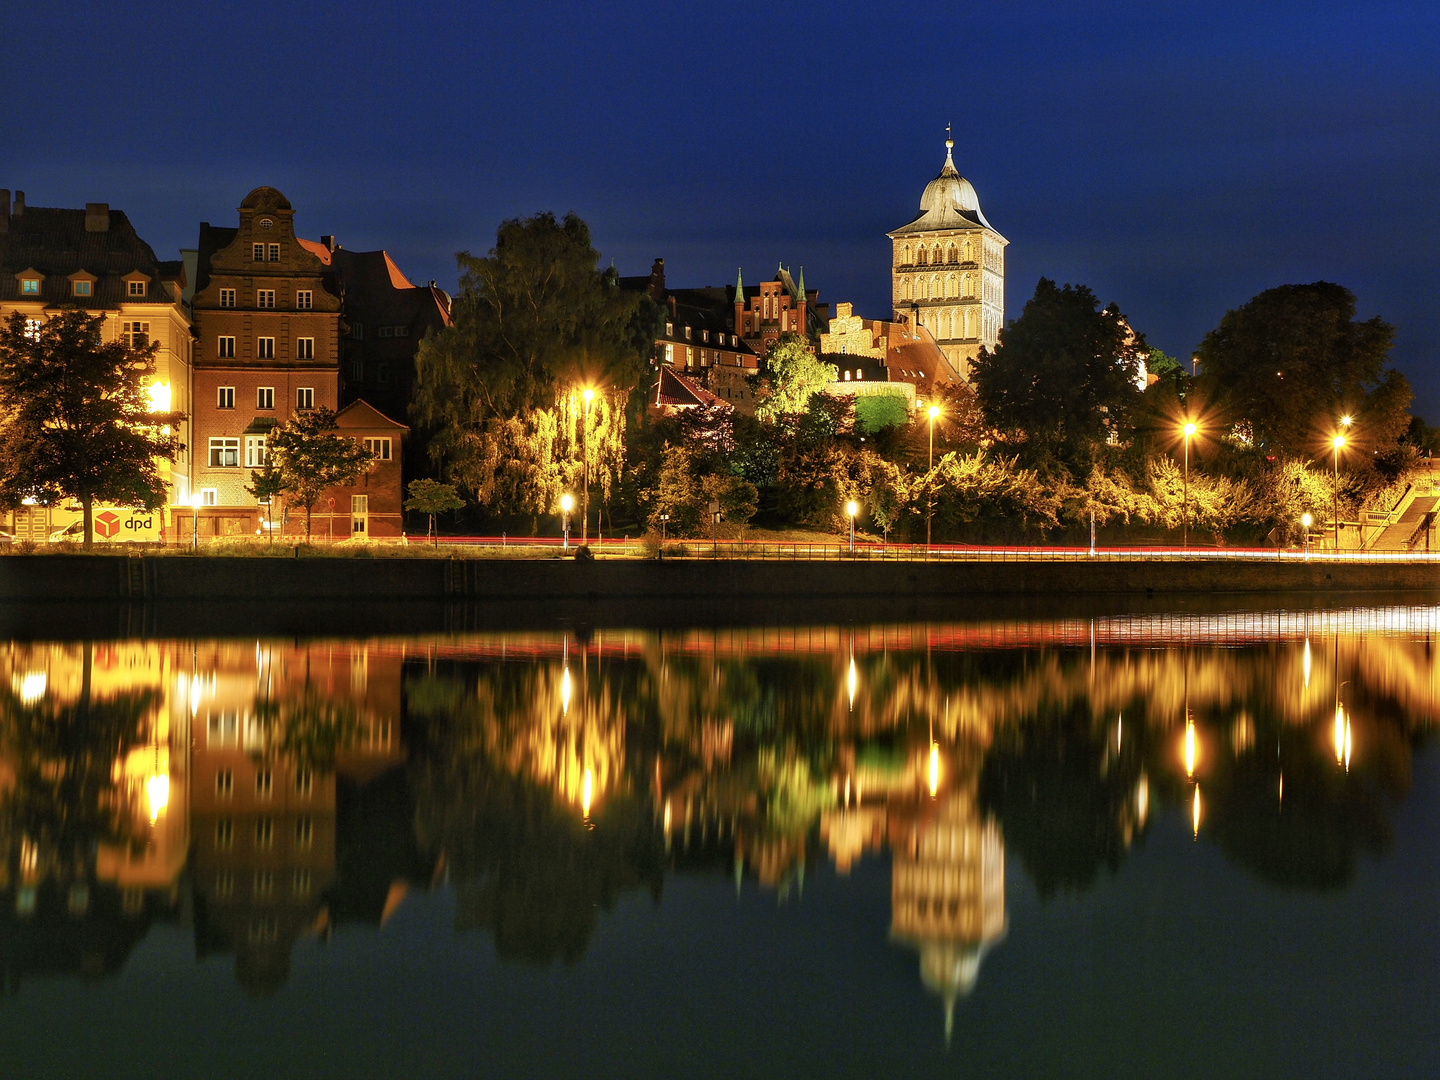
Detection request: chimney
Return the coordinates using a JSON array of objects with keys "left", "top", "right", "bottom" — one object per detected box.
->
[
  {"left": 12, "top": 190, "right": 24, "bottom": 218},
  {"left": 321, "top": 235, "right": 336, "bottom": 251},
  {"left": 0, "top": 190, "right": 8, "bottom": 234},
  {"left": 648, "top": 257, "right": 665, "bottom": 302},
  {"left": 84, "top": 203, "right": 110, "bottom": 232}
]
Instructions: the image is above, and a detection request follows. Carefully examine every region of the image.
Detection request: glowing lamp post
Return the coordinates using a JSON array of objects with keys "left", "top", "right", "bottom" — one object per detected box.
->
[
  {"left": 581, "top": 388, "right": 594, "bottom": 545},
  {"left": 927, "top": 404, "right": 941, "bottom": 549},
  {"left": 559, "top": 493, "right": 574, "bottom": 553},
  {"left": 1181, "top": 421, "right": 1197, "bottom": 552},
  {"left": 190, "top": 492, "right": 204, "bottom": 552},
  {"left": 1301, "top": 512, "right": 1313, "bottom": 561},
  {"left": 1332, "top": 432, "right": 1347, "bottom": 551},
  {"left": 845, "top": 500, "right": 859, "bottom": 553}
]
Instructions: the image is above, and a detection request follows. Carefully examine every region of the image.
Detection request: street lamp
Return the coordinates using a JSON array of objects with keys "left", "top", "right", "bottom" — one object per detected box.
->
[
  {"left": 1181, "top": 420, "right": 1197, "bottom": 552},
  {"left": 581, "top": 388, "right": 594, "bottom": 545},
  {"left": 927, "top": 404, "right": 940, "bottom": 549},
  {"left": 190, "top": 492, "right": 204, "bottom": 553},
  {"left": 1332, "top": 432, "right": 1347, "bottom": 551},
  {"left": 1301, "top": 512, "right": 1313, "bottom": 561},
  {"left": 560, "top": 493, "right": 574, "bottom": 553},
  {"left": 845, "top": 500, "right": 858, "bottom": 553}
]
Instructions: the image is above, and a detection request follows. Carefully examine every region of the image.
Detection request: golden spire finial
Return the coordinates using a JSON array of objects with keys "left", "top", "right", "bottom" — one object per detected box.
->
[{"left": 945, "top": 122, "right": 953, "bottom": 149}]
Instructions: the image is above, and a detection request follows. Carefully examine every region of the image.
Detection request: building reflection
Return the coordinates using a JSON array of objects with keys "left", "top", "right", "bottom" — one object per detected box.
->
[{"left": 0, "top": 609, "right": 1434, "bottom": 1005}]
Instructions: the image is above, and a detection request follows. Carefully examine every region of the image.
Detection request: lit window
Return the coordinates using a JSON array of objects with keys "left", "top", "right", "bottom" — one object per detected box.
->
[
  {"left": 123, "top": 322, "right": 149, "bottom": 349},
  {"left": 128, "top": 279, "right": 146, "bottom": 297},
  {"left": 257, "top": 337, "right": 275, "bottom": 359},
  {"left": 208, "top": 437, "right": 239, "bottom": 467},
  {"left": 256, "top": 770, "right": 272, "bottom": 798},
  {"left": 201, "top": 489, "right": 217, "bottom": 506},
  {"left": 363, "top": 437, "right": 392, "bottom": 461},
  {"left": 218, "top": 336, "right": 236, "bottom": 359},
  {"left": 664, "top": 343, "right": 673, "bottom": 365},
  {"left": 20, "top": 278, "right": 39, "bottom": 295},
  {"left": 217, "top": 386, "right": 235, "bottom": 409},
  {"left": 219, "top": 288, "right": 236, "bottom": 308},
  {"left": 296, "top": 387, "right": 313, "bottom": 410},
  {"left": 665, "top": 322, "right": 673, "bottom": 336},
  {"left": 208, "top": 713, "right": 238, "bottom": 745},
  {"left": 216, "top": 769, "right": 233, "bottom": 797},
  {"left": 685, "top": 326, "right": 692, "bottom": 340},
  {"left": 73, "top": 280, "right": 92, "bottom": 297},
  {"left": 256, "top": 290, "right": 275, "bottom": 309},
  {"left": 257, "top": 387, "right": 274, "bottom": 410},
  {"left": 296, "top": 290, "right": 312, "bottom": 310},
  {"left": 296, "top": 337, "right": 314, "bottom": 360},
  {"left": 22, "top": 318, "right": 40, "bottom": 340},
  {"left": 244, "top": 436, "right": 267, "bottom": 468}
]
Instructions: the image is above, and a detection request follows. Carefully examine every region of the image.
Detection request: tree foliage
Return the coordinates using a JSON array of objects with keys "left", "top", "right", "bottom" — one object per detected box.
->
[
  {"left": 1194, "top": 282, "right": 1409, "bottom": 457},
  {"left": 411, "top": 212, "right": 648, "bottom": 510},
  {"left": 754, "top": 333, "right": 837, "bottom": 421},
  {"left": 0, "top": 310, "right": 181, "bottom": 547},
  {"left": 404, "top": 478, "right": 465, "bottom": 542},
  {"left": 970, "top": 279, "right": 1146, "bottom": 462},
  {"left": 266, "top": 407, "right": 374, "bottom": 541}
]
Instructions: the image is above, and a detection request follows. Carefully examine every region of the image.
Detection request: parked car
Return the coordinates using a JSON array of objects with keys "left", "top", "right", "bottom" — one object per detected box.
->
[{"left": 48, "top": 521, "right": 83, "bottom": 543}]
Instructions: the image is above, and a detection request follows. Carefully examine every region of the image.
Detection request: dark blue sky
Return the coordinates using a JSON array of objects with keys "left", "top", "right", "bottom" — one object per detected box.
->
[{"left": 5, "top": 2, "right": 1437, "bottom": 410}]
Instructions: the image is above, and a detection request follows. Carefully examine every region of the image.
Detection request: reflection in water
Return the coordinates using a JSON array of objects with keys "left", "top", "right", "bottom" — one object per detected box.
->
[{"left": 0, "top": 605, "right": 1436, "bottom": 1039}]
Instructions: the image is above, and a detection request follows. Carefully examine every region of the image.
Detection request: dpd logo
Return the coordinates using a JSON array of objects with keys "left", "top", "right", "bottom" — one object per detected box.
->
[{"left": 95, "top": 511, "right": 121, "bottom": 539}]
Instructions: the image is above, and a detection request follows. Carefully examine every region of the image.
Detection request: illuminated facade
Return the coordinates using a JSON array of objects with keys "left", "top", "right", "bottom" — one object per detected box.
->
[
  {"left": 888, "top": 134, "right": 1007, "bottom": 380},
  {"left": 0, "top": 190, "right": 193, "bottom": 539}
]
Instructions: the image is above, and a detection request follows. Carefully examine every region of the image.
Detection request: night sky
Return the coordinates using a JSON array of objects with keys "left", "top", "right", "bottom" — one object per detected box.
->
[{"left": 4, "top": 3, "right": 1437, "bottom": 410}]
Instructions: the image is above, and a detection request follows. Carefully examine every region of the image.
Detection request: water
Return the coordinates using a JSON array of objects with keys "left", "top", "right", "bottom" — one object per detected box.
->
[{"left": 1, "top": 607, "right": 1438, "bottom": 1078}]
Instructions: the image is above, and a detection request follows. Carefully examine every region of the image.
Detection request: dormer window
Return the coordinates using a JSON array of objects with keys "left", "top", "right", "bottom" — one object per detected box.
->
[
  {"left": 127, "top": 280, "right": 147, "bottom": 297},
  {"left": 665, "top": 322, "right": 673, "bottom": 336},
  {"left": 684, "top": 326, "right": 692, "bottom": 340},
  {"left": 73, "top": 280, "right": 92, "bottom": 297},
  {"left": 702, "top": 330, "right": 709, "bottom": 343},
  {"left": 20, "top": 278, "right": 39, "bottom": 295}
]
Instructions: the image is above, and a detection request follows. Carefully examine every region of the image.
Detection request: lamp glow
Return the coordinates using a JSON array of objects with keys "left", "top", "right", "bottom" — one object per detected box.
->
[
  {"left": 559, "top": 493, "right": 574, "bottom": 514},
  {"left": 1333, "top": 434, "right": 1346, "bottom": 450},
  {"left": 17, "top": 671, "right": 46, "bottom": 704},
  {"left": 582, "top": 388, "right": 594, "bottom": 404},
  {"left": 146, "top": 772, "right": 169, "bottom": 823},
  {"left": 148, "top": 381, "right": 172, "bottom": 413},
  {"left": 847, "top": 657, "right": 857, "bottom": 711},
  {"left": 928, "top": 405, "right": 940, "bottom": 420},
  {"left": 1340, "top": 415, "right": 1353, "bottom": 428},
  {"left": 560, "top": 666, "right": 572, "bottom": 715},
  {"left": 1192, "top": 785, "right": 1201, "bottom": 838},
  {"left": 1183, "top": 421, "right": 1197, "bottom": 437},
  {"left": 845, "top": 500, "right": 858, "bottom": 518},
  {"left": 927, "top": 742, "right": 940, "bottom": 797},
  {"left": 1184, "top": 719, "right": 1197, "bottom": 777},
  {"left": 581, "top": 767, "right": 593, "bottom": 818}
]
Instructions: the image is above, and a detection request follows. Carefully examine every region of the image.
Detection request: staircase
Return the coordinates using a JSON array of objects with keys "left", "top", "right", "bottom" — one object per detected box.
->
[{"left": 1368, "top": 488, "right": 1440, "bottom": 550}]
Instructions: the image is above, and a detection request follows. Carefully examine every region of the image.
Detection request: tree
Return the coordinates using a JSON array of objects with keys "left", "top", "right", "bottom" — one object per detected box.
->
[
  {"left": 246, "top": 461, "right": 284, "bottom": 543},
  {"left": 0, "top": 310, "right": 181, "bottom": 548},
  {"left": 754, "top": 332, "right": 837, "bottom": 421},
  {"left": 266, "top": 408, "right": 374, "bottom": 542},
  {"left": 853, "top": 390, "right": 910, "bottom": 434},
  {"left": 404, "top": 478, "right": 465, "bottom": 545},
  {"left": 411, "top": 212, "right": 648, "bottom": 512},
  {"left": 867, "top": 456, "right": 910, "bottom": 543},
  {"left": 1194, "top": 282, "right": 1409, "bottom": 457},
  {"left": 970, "top": 279, "right": 1146, "bottom": 463},
  {"left": 701, "top": 473, "right": 759, "bottom": 532}
]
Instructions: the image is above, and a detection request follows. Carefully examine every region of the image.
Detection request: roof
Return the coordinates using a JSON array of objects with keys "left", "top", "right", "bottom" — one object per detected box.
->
[
  {"left": 0, "top": 205, "right": 181, "bottom": 309},
  {"left": 296, "top": 237, "right": 333, "bottom": 266},
  {"left": 329, "top": 247, "right": 449, "bottom": 329},
  {"left": 239, "top": 187, "right": 293, "bottom": 212},
  {"left": 888, "top": 141, "right": 1005, "bottom": 240},
  {"left": 887, "top": 321, "right": 964, "bottom": 386},
  {"left": 334, "top": 398, "right": 409, "bottom": 431},
  {"left": 192, "top": 223, "right": 238, "bottom": 296},
  {"left": 653, "top": 367, "right": 730, "bottom": 410}
]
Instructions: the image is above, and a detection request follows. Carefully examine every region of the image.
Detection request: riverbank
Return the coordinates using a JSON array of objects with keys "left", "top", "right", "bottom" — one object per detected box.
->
[{"left": 1, "top": 553, "right": 1437, "bottom": 606}]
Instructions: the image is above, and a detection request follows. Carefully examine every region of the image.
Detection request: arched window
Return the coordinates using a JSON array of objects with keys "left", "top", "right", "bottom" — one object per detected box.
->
[
  {"left": 963, "top": 309, "right": 973, "bottom": 338},
  {"left": 917, "top": 248, "right": 927, "bottom": 266},
  {"left": 902, "top": 244, "right": 911, "bottom": 265},
  {"left": 932, "top": 244, "right": 942, "bottom": 264},
  {"left": 964, "top": 240, "right": 973, "bottom": 262},
  {"left": 948, "top": 274, "right": 957, "bottom": 297},
  {"left": 947, "top": 243, "right": 958, "bottom": 264},
  {"left": 947, "top": 311, "right": 954, "bottom": 338}
]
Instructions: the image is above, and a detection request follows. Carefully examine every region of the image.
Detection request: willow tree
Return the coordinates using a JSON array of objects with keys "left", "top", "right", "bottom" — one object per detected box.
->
[{"left": 411, "top": 212, "right": 651, "bottom": 522}]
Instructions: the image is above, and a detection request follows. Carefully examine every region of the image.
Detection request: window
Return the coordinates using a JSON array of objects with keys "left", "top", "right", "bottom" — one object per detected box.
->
[
  {"left": 295, "top": 768, "right": 312, "bottom": 796},
  {"left": 128, "top": 279, "right": 147, "bottom": 297},
  {"left": 665, "top": 322, "right": 673, "bottom": 336},
  {"left": 351, "top": 323, "right": 363, "bottom": 340},
  {"left": 215, "top": 818, "right": 233, "bottom": 849},
  {"left": 296, "top": 337, "right": 314, "bottom": 360},
  {"left": 217, "top": 336, "right": 235, "bottom": 359},
  {"left": 377, "top": 326, "right": 393, "bottom": 338},
  {"left": 253, "top": 243, "right": 265, "bottom": 261},
  {"left": 395, "top": 325, "right": 408, "bottom": 337},
  {"left": 257, "top": 337, "right": 275, "bottom": 359},
  {"left": 22, "top": 318, "right": 40, "bottom": 340},
  {"left": 256, "top": 769, "right": 272, "bottom": 798},
  {"left": 20, "top": 278, "right": 39, "bottom": 295},
  {"left": 256, "top": 386, "right": 274, "bottom": 410},
  {"left": 663, "top": 343, "right": 673, "bottom": 365},
  {"left": 208, "top": 711, "right": 238, "bottom": 745},
  {"left": 296, "top": 290, "right": 312, "bottom": 310},
  {"left": 123, "top": 321, "right": 149, "bottom": 348},
  {"left": 208, "top": 437, "right": 239, "bottom": 467},
  {"left": 259, "top": 218, "right": 273, "bottom": 230},
  {"left": 684, "top": 325, "right": 692, "bottom": 340},
  {"left": 255, "top": 818, "right": 273, "bottom": 848},
  {"left": 702, "top": 330, "right": 710, "bottom": 343},
  {"left": 268, "top": 243, "right": 279, "bottom": 261},
  {"left": 73, "top": 280, "right": 92, "bottom": 297},
  {"left": 216, "top": 769, "right": 233, "bottom": 797},
  {"left": 292, "top": 869, "right": 312, "bottom": 897},
  {"left": 295, "top": 816, "right": 313, "bottom": 848},
  {"left": 201, "top": 488, "right": 217, "bottom": 506},
  {"left": 248, "top": 918, "right": 278, "bottom": 944},
  {"left": 254, "top": 870, "right": 274, "bottom": 899},
  {"left": 256, "top": 289, "right": 275, "bottom": 309},
  {"left": 219, "top": 288, "right": 236, "bottom": 308},
  {"left": 347, "top": 359, "right": 364, "bottom": 381},
  {"left": 217, "top": 386, "right": 235, "bottom": 409},
  {"left": 244, "top": 436, "right": 267, "bottom": 468},
  {"left": 296, "top": 387, "right": 314, "bottom": 410},
  {"left": 363, "top": 437, "right": 392, "bottom": 461},
  {"left": 215, "top": 871, "right": 234, "bottom": 899}
]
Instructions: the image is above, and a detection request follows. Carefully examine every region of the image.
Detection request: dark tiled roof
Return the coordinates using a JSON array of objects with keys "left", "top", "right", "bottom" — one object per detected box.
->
[
  {"left": 654, "top": 367, "right": 729, "bottom": 410},
  {"left": 330, "top": 248, "right": 450, "bottom": 331},
  {"left": 193, "top": 223, "right": 238, "bottom": 296},
  {"left": 0, "top": 206, "right": 174, "bottom": 309}
]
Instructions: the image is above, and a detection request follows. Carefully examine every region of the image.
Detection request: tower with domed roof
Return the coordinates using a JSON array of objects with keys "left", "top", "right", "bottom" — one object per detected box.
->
[{"left": 888, "top": 130, "right": 1007, "bottom": 380}]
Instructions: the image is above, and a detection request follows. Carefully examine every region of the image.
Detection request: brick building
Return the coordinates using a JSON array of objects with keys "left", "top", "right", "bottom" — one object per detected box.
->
[
  {"left": 818, "top": 302, "right": 962, "bottom": 407},
  {"left": 187, "top": 188, "right": 406, "bottom": 539},
  {"left": 0, "top": 189, "right": 193, "bottom": 540}
]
